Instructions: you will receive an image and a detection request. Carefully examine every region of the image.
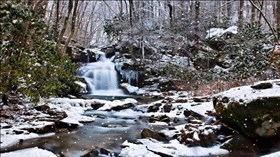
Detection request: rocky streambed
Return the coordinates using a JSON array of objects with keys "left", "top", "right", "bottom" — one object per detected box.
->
[{"left": 1, "top": 80, "right": 280, "bottom": 157}]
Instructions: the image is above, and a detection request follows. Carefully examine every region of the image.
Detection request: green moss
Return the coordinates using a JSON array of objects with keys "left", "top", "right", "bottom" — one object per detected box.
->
[{"left": 217, "top": 98, "right": 280, "bottom": 137}]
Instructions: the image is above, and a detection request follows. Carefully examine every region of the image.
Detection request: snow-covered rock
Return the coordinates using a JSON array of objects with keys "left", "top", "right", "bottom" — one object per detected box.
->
[{"left": 213, "top": 79, "right": 280, "bottom": 137}]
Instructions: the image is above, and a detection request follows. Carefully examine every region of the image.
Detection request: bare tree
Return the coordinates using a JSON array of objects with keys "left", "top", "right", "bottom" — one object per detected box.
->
[
  {"left": 238, "top": 0, "right": 244, "bottom": 28},
  {"left": 251, "top": 0, "right": 256, "bottom": 23},
  {"left": 54, "top": 0, "right": 60, "bottom": 39},
  {"left": 56, "top": 0, "right": 73, "bottom": 52},
  {"left": 63, "top": 0, "right": 79, "bottom": 55},
  {"left": 277, "top": 0, "right": 280, "bottom": 29}
]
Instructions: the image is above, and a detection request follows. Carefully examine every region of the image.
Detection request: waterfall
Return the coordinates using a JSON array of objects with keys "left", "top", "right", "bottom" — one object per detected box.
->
[{"left": 77, "top": 51, "right": 125, "bottom": 96}]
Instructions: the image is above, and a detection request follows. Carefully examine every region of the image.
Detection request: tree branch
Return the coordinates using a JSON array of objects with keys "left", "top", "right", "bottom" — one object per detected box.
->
[{"left": 249, "top": 0, "right": 278, "bottom": 43}]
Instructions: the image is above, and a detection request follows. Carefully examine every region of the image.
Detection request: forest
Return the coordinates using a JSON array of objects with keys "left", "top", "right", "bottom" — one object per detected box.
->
[{"left": 0, "top": 0, "right": 280, "bottom": 157}]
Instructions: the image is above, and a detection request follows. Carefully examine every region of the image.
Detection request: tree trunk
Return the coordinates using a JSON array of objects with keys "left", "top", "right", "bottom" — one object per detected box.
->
[
  {"left": 63, "top": 0, "right": 79, "bottom": 55},
  {"left": 128, "top": 0, "right": 134, "bottom": 27},
  {"left": 54, "top": 0, "right": 60, "bottom": 39},
  {"left": 277, "top": 0, "right": 280, "bottom": 29},
  {"left": 257, "top": 0, "right": 264, "bottom": 27},
  {"left": 167, "top": 1, "right": 173, "bottom": 27},
  {"left": 251, "top": 0, "right": 256, "bottom": 23},
  {"left": 56, "top": 0, "right": 73, "bottom": 53},
  {"left": 227, "top": 0, "right": 232, "bottom": 17},
  {"left": 195, "top": 1, "right": 200, "bottom": 44},
  {"left": 238, "top": 0, "right": 244, "bottom": 29}
]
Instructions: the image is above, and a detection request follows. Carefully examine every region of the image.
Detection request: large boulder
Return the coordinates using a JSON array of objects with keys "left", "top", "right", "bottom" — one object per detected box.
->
[{"left": 213, "top": 80, "right": 280, "bottom": 138}]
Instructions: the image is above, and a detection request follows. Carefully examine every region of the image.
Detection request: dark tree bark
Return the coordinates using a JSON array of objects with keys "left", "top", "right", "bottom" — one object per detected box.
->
[
  {"left": 251, "top": 0, "right": 256, "bottom": 23},
  {"left": 167, "top": 1, "right": 173, "bottom": 26},
  {"left": 238, "top": 0, "right": 244, "bottom": 28},
  {"left": 128, "top": 0, "right": 134, "bottom": 27},
  {"left": 63, "top": 0, "right": 79, "bottom": 55},
  {"left": 195, "top": 1, "right": 200, "bottom": 44},
  {"left": 277, "top": 0, "right": 280, "bottom": 29},
  {"left": 56, "top": 0, "right": 73, "bottom": 53},
  {"left": 54, "top": 0, "right": 60, "bottom": 39}
]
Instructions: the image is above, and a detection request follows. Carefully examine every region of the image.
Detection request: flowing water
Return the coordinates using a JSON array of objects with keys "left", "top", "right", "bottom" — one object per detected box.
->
[
  {"left": 1, "top": 109, "right": 150, "bottom": 157},
  {"left": 77, "top": 51, "right": 126, "bottom": 97}
]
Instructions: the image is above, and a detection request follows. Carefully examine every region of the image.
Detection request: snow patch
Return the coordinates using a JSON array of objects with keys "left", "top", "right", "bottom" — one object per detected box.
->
[
  {"left": 214, "top": 79, "right": 280, "bottom": 105},
  {"left": 1, "top": 147, "right": 57, "bottom": 157}
]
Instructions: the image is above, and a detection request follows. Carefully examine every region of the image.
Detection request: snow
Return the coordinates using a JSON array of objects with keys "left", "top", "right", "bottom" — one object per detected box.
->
[
  {"left": 121, "top": 83, "right": 139, "bottom": 94},
  {"left": 97, "top": 98, "right": 137, "bottom": 111},
  {"left": 206, "top": 26, "right": 238, "bottom": 39},
  {"left": 261, "top": 151, "right": 280, "bottom": 157},
  {"left": 1, "top": 147, "right": 57, "bottom": 157},
  {"left": 120, "top": 139, "right": 229, "bottom": 157},
  {"left": 214, "top": 79, "right": 280, "bottom": 105}
]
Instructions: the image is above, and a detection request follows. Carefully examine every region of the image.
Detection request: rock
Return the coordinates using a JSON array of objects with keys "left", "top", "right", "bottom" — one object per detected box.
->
[
  {"left": 34, "top": 104, "right": 51, "bottom": 112},
  {"left": 91, "top": 102, "right": 105, "bottom": 110},
  {"left": 183, "top": 109, "right": 204, "bottom": 120},
  {"left": 141, "top": 128, "right": 167, "bottom": 141},
  {"left": 13, "top": 130, "right": 24, "bottom": 134},
  {"left": 193, "top": 58, "right": 217, "bottom": 70},
  {"left": 81, "top": 149, "right": 99, "bottom": 157},
  {"left": 25, "top": 123, "right": 56, "bottom": 134},
  {"left": 251, "top": 82, "right": 272, "bottom": 89},
  {"left": 221, "top": 135, "right": 257, "bottom": 157},
  {"left": 163, "top": 104, "right": 172, "bottom": 112},
  {"left": 55, "top": 121, "right": 79, "bottom": 129},
  {"left": 213, "top": 79, "right": 280, "bottom": 138},
  {"left": 148, "top": 115, "right": 170, "bottom": 123},
  {"left": 110, "top": 103, "right": 135, "bottom": 111},
  {"left": 99, "top": 147, "right": 114, "bottom": 156},
  {"left": 147, "top": 103, "right": 162, "bottom": 112}
]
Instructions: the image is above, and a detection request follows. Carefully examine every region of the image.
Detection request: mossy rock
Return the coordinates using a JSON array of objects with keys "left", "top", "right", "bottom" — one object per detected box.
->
[{"left": 213, "top": 80, "right": 280, "bottom": 138}]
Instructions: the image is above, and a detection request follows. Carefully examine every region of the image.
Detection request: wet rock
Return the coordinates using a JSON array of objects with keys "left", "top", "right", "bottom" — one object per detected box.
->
[
  {"left": 25, "top": 123, "right": 56, "bottom": 134},
  {"left": 193, "top": 97, "right": 210, "bottom": 102},
  {"left": 148, "top": 115, "right": 170, "bottom": 123},
  {"left": 34, "top": 104, "right": 51, "bottom": 112},
  {"left": 99, "top": 147, "right": 114, "bottom": 156},
  {"left": 183, "top": 109, "right": 204, "bottom": 120},
  {"left": 13, "top": 130, "right": 24, "bottom": 134},
  {"left": 90, "top": 102, "right": 105, "bottom": 110},
  {"left": 110, "top": 103, "right": 135, "bottom": 111},
  {"left": 141, "top": 128, "right": 167, "bottom": 141},
  {"left": 163, "top": 104, "right": 172, "bottom": 112},
  {"left": 81, "top": 149, "right": 99, "bottom": 157},
  {"left": 251, "top": 82, "right": 272, "bottom": 89},
  {"left": 55, "top": 121, "right": 79, "bottom": 129},
  {"left": 173, "top": 98, "right": 189, "bottom": 103},
  {"left": 213, "top": 80, "right": 280, "bottom": 138},
  {"left": 221, "top": 135, "right": 257, "bottom": 157},
  {"left": 147, "top": 103, "right": 162, "bottom": 112}
]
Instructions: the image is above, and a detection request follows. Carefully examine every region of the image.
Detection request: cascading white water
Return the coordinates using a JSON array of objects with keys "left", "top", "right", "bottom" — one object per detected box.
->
[{"left": 78, "top": 51, "right": 125, "bottom": 96}]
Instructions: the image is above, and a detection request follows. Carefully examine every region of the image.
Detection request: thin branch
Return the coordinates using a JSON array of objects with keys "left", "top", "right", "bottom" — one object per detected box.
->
[{"left": 249, "top": 0, "right": 278, "bottom": 43}]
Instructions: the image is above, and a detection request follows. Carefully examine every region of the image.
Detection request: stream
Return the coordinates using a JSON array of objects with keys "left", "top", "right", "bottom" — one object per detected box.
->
[{"left": 1, "top": 107, "right": 167, "bottom": 157}]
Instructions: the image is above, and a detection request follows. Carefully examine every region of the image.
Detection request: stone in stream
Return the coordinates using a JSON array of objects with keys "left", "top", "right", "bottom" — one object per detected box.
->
[
  {"left": 213, "top": 80, "right": 280, "bottom": 138},
  {"left": 141, "top": 128, "right": 168, "bottom": 141},
  {"left": 147, "top": 103, "right": 162, "bottom": 112},
  {"left": 163, "top": 103, "right": 172, "bottom": 112}
]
